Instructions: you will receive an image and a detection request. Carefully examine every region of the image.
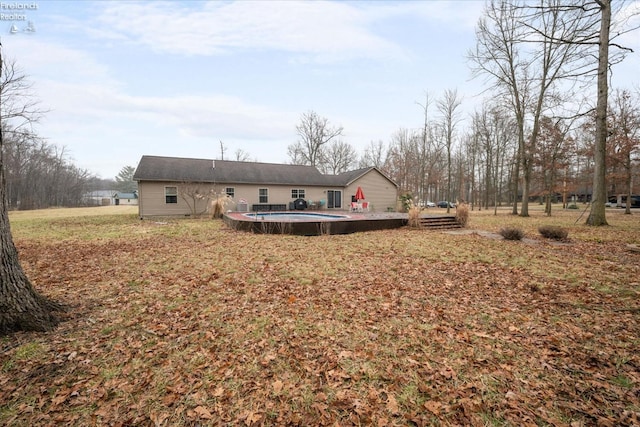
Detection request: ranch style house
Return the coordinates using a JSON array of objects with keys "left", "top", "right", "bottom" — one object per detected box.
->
[{"left": 133, "top": 155, "right": 399, "bottom": 217}]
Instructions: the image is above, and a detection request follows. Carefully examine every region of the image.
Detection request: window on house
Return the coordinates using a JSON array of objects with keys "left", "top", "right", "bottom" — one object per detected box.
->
[
  {"left": 165, "top": 186, "right": 178, "bottom": 204},
  {"left": 225, "top": 187, "right": 235, "bottom": 198},
  {"left": 291, "top": 189, "right": 306, "bottom": 199},
  {"left": 259, "top": 188, "right": 268, "bottom": 203}
]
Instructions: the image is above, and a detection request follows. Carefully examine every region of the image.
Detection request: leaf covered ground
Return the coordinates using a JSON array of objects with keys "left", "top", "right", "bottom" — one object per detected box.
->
[{"left": 1, "top": 207, "right": 639, "bottom": 426}]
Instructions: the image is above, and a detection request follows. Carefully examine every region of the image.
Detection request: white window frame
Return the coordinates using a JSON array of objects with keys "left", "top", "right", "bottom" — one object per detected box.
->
[
  {"left": 259, "top": 188, "right": 268, "bottom": 203},
  {"left": 165, "top": 186, "right": 178, "bottom": 204},
  {"left": 291, "top": 189, "right": 306, "bottom": 199}
]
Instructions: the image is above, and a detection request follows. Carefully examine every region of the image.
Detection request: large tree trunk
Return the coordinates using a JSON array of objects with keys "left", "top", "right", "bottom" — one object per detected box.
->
[
  {"left": 0, "top": 48, "right": 61, "bottom": 335},
  {"left": 0, "top": 235, "right": 59, "bottom": 334},
  {"left": 511, "top": 154, "right": 519, "bottom": 215},
  {"left": 511, "top": 124, "right": 522, "bottom": 216},
  {"left": 624, "top": 153, "right": 632, "bottom": 215},
  {"left": 0, "top": 204, "right": 62, "bottom": 335},
  {"left": 586, "top": 0, "right": 610, "bottom": 226},
  {"left": 0, "top": 155, "right": 61, "bottom": 335},
  {"left": 520, "top": 159, "right": 531, "bottom": 217}
]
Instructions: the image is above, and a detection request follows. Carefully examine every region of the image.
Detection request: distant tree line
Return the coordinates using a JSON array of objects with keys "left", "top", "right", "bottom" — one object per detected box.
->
[
  {"left": 1, "top": 123, "right": 137, "bottom": 210},
  {"left": 1, "top": 132, "right": 139, "bottom": 209},
  {"left": 288, "top": 87, "right": 638, "bottom": 216},
  {"left": 1, "top": 125, "right": 97, "bottom": 210},
  {"left": 0, "top": 56, "right": 104, "bottom": 210},
  {"left": 1, "top": 56, "right": 144, "bottom": 211}
]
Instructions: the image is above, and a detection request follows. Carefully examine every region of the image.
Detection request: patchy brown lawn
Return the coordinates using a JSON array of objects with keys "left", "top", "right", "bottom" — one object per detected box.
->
[{"left": 1, "top": 207, "right": 639, "bottom": 426}]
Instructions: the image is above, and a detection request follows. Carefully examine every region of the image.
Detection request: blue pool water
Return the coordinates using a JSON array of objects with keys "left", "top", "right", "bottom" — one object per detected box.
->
[{"left": 242, "top": 212, "right": 349, "bottom": 221}]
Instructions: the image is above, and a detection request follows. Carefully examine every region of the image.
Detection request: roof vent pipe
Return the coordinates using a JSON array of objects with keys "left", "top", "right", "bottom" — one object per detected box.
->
[{"left": 212, "top": 160, "right": 215, "bottom": 169}]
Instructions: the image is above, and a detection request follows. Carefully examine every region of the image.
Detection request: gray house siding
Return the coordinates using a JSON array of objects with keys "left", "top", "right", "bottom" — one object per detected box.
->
[
  {"left": 216, "top": 183, "right": 344, "bottom": 212},
  {"left": 344, "top": 169, "right": 398, "bottom": 212},
  {"left": 135, "top": 181, "right": 208, "bottom": 216}
]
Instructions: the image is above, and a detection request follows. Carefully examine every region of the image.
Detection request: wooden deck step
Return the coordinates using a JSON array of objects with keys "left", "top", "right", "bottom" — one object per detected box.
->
[{"left": 417, "top": 216, "right": 462, "bottom": 230}]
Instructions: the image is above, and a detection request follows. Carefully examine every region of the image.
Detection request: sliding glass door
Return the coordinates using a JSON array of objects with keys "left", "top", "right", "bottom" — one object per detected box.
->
[{"left": 326, "top": 190, "right": 342, "bottom": 209}]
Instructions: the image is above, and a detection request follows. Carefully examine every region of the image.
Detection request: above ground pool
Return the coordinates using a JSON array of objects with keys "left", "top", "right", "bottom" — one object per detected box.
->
[
  {"left": 224, "top": 211, "right": 412, "bottom": 235},
  {"left": 241, "top": 212, "right": 349, "bottom": 221}
]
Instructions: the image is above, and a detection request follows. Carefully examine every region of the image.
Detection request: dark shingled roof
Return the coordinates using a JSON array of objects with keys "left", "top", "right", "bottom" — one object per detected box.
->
[
  {"left": 133, "top": 156, "right": 217, "bottom": 182},
  {"left": 114, "top": 192, "right": 138, "bottom": 199},
  {"left": 330, "top": 167, "right": 377, "bottom": 186},
  {"left": 134, "top": 155, "right": 333, "bottom": 186},
  {"left": 214, "top": 159, "right": 326, "bottom": 185},
  {"left": 133, "top": 155, "right": 397, "bottom": 188}
]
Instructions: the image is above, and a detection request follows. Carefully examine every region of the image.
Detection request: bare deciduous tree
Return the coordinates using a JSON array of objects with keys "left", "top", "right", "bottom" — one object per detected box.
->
[
  {"left": 472, "top": 104, "right": 517, "bottom": 214},
  {"left": 219, "top": 140, "right": 227, "bottom": 160},
  {"left": 287, "top": 111, "right": 343, "bottom": 170},
  {"left": 586, "top": 0, "right": 615, "bottom": 225},
  {"left": 386, "top": 128, "right": 421, "bottom": 197},
  {"left": 323, "top": 140, "right": 357, "bottom": 174},
  {"left": 535, "top": 117, "right": 574, "bottom": 216},
  {"left": 3, "top": 127, "right": 92, "bottom": 209},
  {"left": 608, "top": 88, "right": 640, "bottom": 214},
  {"left": 415, "top": 92, "right": 441, "bottom": 206},
  {"left": 470, "top": 0, "right": 598, "bottom": 217},
  {"left": 358, "top": 140, "right": 387, "bottom": 169},
  {"left": 234, "top": 148, "right": 251, "bottom": 162},
  {"left": 178, "top": 182, "right": 216, "bottom": 216},
  {"left": 436, "top": 89, "right": 463, "bottom": 214}
]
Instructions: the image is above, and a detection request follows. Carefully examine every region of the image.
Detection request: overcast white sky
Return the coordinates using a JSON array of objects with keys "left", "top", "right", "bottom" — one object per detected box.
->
[{"left": 3, "top": 1, "right": 639, "bottom": 179}]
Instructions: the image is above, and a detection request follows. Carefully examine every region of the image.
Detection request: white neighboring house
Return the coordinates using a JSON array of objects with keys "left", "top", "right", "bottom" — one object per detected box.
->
[
  {"left": 113, "top": 191, "right": 139, "bottom": 206},
  {"left": 83, "top": 190, "right": 116, "bottom": 206}
]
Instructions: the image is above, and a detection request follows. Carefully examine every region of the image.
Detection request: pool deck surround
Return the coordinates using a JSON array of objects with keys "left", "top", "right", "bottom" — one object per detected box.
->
[{"left": 223, "top": 211, "right": 459, "bottom": 236}]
